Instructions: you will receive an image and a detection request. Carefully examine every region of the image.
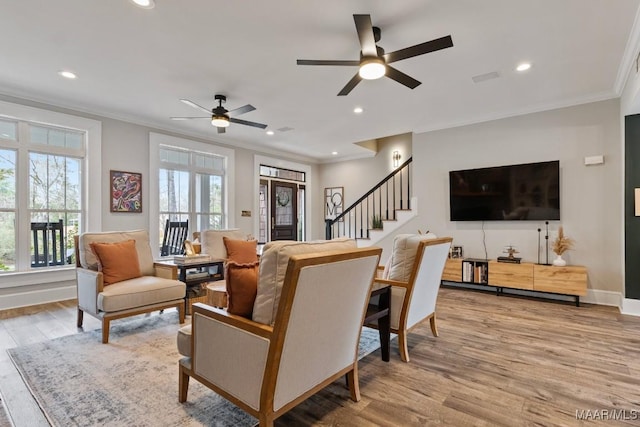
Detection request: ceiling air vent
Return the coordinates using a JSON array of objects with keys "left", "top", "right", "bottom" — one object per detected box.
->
[{"left": 472, "top": 71, "right": 500, "bottom": 83}]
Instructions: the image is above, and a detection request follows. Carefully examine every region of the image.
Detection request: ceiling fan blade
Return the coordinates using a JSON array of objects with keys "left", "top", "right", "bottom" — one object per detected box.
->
[
  {"left": 353, "top": 14, "right": 377, "bottom": 57},
  {"left": 297, "top": 59, "right": 360, "bottom": 66},
  {"left": 229, "top": 117, "right": 268, "bottom": 129},
  {"left": 180, "top": 99, "right": 212, "bottom": 115},
  {"left": 385, "top": 66, "right": 421, "bottom": 89},
  {"left": 228, "top": 104, "right": 256, "bottom": 116},
  {"left": 170, "top": 116, "right": 209, "bottom": 120},
  {"left": 217, "top": 126, "right": 226, "bottom": 134},
  {"left": 337, "top": 73, "right": 362, "bottom": 96},
  {"left": 384, "top": 35, "right": 453, "bottom": 64}
]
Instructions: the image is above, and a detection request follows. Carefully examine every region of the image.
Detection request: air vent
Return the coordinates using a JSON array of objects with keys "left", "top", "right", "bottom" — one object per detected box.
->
[
  {"left": 277, "top": 126, "right": 294, "bottom": 132},
  {"left": 472, "top": 71, "right": 500, "bottom": 83}
]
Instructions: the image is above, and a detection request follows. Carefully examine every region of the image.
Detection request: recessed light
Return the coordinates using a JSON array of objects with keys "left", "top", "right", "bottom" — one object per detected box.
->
[
  {"left": 353, "top": 107, "right": 363, "bottom": 114},
  {"left": 516, "top": 63, "right": 531, "bottom": 72},
  {"left": 266, "top": 130, "right": 274, "bottom": 136},
  {"left": 130, "top": 0, "right": 155, "bottom": 9},
  {"left": 58, "top": 70, "right": 77, "bottom": 79},
  {"left": 331, "top": 151, "right": 338, "bottom": 155}
]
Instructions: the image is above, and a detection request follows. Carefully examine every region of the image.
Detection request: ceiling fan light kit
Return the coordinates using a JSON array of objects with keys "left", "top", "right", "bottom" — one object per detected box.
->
[
  {"left": 211, "top": 116, "right": 230, "bottom": 127},
  {"left": 359, "top": 57, "right": 386, "bottom": 80},
  {"left": 297, "top": 13, "right": 453, "bottom": 96}
]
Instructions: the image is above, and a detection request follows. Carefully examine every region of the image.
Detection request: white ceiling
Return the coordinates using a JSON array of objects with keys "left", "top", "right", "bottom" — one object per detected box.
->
[{"left": 0, "top": 0, "right": 639, "bottom": 162}]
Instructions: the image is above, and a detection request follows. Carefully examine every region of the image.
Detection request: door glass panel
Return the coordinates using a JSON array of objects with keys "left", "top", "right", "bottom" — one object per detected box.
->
[{"left": 275, "top": 186, "right": 293, "bottom": 226}]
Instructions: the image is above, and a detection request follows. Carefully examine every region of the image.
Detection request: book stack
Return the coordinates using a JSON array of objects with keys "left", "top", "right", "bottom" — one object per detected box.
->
[
  {"left": 497, "top": 256, "right": 522, "bottom": 264},
  {"left": 173, "top": 254, "right": 211, "bottom": 265}
]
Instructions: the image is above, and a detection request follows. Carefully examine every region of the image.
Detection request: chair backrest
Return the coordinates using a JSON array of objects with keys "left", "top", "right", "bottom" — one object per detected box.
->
[
  {"left": 264, "top": 247, "right": 382, "bottom": 412},
  {"left": 76, "top": 229, "right": 156, "bottom": 275},
  {"left": 31, "top": 220, "right": 65, "bottom": 267},
  {"left": 161, "top": 219, "right": 189, "bottom": 256},
  {"left": 403, "top": 237, "right": 453, "bottom": 330}
]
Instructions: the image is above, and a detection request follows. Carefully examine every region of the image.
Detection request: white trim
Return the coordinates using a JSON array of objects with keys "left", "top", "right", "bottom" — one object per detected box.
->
[
  {"left": 149, "top": 132, "right": 235, "bottom": 257},
  {"left": 621, "top": 297, "right": 640, "bottom": 316},
  {"left": 0, "top": 282, "right": 76, "bottom": 310},
  {"left": 582, "top": 289, "right": 622, "bottom": 308},
  {"left": 254, "top": 155, "right": 313, "bottom": 242},
  {"left": 615, "top": 5, "right": 640, "bottom": 95}
]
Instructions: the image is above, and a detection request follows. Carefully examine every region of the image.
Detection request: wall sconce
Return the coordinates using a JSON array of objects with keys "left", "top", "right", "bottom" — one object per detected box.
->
[{"left": 393, "top": 150, "right": 401, "bottom": 168}]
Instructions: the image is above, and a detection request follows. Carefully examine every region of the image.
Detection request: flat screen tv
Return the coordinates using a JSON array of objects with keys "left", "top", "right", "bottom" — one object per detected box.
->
[{"left": 449, "top": 160, "right": 560, "bottom": 221}]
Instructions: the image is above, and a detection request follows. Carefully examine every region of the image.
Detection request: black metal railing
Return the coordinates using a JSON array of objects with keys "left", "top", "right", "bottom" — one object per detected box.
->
[{"left": 325, "top": 157, "right": 412, "bottom": 240}]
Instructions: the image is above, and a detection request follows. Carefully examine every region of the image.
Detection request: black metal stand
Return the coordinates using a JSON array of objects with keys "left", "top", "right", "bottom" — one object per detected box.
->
[
  {"left": 537, "top": 228, "right": 541, "bottom": 265},
  {"left": 545, "top": 221, "right": 550, "bottom": 265}
]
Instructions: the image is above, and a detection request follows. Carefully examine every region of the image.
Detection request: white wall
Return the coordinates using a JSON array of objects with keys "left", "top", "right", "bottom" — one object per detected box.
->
[{"left": 413, "top": 99, "right": 622, "bottom": 294}]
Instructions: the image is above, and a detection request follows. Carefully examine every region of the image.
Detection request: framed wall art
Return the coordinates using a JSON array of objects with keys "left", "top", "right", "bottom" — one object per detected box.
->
[
  {"left": 324, "top": 187, "right": 344, "bottom": 220},
  {"left": 110, "top": 170, "right": 142, "bottom": 213}
]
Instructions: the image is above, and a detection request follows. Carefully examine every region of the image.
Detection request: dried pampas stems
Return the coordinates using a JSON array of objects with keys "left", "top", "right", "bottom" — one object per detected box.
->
[{"left": 552, "top": 226, "right": 575, "bottom": 255}]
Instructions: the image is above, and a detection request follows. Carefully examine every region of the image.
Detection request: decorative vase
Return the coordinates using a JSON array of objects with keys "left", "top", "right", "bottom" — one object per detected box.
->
[{"left": 552, "top": 254, "right": 566, "bottom": 267}]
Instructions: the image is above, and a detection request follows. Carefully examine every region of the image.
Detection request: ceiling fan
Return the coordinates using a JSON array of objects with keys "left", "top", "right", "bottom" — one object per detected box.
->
[
  {"left": 297, "top": 14, "right": 453, "bottom": 96},
  {"left": 171, "top": 95, "right": 267, "bottom": 133}
]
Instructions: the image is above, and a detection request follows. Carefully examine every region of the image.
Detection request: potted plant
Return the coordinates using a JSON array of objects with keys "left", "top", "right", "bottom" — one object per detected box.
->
[
  {"left": 371, "top": 214, "right": 383, "bottom": 230},
  {"left": 552, "top": 226, "right": 574, "bottom": 266}
]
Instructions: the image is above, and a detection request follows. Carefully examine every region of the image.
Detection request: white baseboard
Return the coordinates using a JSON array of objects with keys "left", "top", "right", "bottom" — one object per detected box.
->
[
  {"left": 0, "top": 284, "right": 76, "bottom": 310},
  {"left": 621, "top": 298, "right": 640, "bottom": 316},
  {"left": 583, "top": 289, "right": 622, "bottom": 308}
]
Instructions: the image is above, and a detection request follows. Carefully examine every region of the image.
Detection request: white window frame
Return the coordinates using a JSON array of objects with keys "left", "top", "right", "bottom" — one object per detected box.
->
[
  {"left": 149, "top": 132, "right": 235, "bottom": 258},
  {"left": 0, "top": 100, "right": 101, "bottom": 288}
]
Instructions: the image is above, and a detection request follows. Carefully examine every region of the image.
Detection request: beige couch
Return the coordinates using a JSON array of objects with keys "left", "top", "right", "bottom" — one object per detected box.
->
[
  {"left": 75, "top": 230, "right": 186, "bottom": 343},
  {"left": 177, "top": 241, "right": 381, "bottom": 427}
]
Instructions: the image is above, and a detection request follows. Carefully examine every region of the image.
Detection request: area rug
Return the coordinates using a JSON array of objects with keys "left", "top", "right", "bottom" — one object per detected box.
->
[{"left": 7, "top": 312, "right": 388, "bottom": 427}]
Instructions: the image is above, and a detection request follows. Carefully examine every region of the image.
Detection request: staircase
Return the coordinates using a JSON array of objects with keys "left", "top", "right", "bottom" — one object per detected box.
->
[{"left": 325, "top": 158, "right": 417, "bottom": 247}]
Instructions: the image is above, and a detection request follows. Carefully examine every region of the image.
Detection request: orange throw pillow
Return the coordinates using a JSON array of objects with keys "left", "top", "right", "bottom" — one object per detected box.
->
[
  {"left": 226, "top": 261, "right": 259, "bottom": 318},
  {"left": 90, "top": 239, "right": 141, "bottom": 285},
  {"left": 223, "top": 237, "right": 258, "bottom": 264}
]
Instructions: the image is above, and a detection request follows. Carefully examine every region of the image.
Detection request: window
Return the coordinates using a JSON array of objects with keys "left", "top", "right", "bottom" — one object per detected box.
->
[
  {"left": 0, "top": 104, "right": 100, "bottom": 275},
  {"left": 150, "top": 133, "right": 234, "bottom": 256}
]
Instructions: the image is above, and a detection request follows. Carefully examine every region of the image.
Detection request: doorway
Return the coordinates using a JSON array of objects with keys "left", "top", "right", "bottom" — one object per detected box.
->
[
  {"left": 271, "top": 180, "right": 298, "bottom": 241},
  {"left": 258, "top": 164, "right": 306, "bottom": 243}
]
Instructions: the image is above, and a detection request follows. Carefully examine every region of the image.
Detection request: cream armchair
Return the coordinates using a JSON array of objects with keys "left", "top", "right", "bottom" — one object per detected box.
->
[
  {"left": 371, "top": 235, "right": 453, "bottom": 362},
  {"left": 75, "top": 230, "right": 186, "bottom": 343},
  {"left": 178, "top": 246, "right": 382, "bottom": 427}
]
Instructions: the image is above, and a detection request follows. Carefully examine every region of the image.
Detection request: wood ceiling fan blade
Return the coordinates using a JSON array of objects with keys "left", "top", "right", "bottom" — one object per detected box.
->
[
  {"left": 180, "top": 99, "right": 212, "bottom": 114},
  {"left": 353, "top": 14, "right": 377, "bottom": 57},
  {"left": 337, "top": 73, "right": 362, "bottom": 96},
  {"left": 229, "top": 117, "right": 267, "bottom": 129},
  {"left": 384, "top": 35, "right": 453, "bottom": 64},
  {"left": 385, "top": 66, "right": 421, "bottom": 89},
  {"left": 228, "top": 104, "right": 256, "bottom": 116},
  {"left": 297, "top": 59, "right": 360, "bottom": 66},
  {"left": 217, "top": 126, "right": 226, "bottom": 134},
  {"left": 170, "top": 117, "right": 209, "bottom": 120}
]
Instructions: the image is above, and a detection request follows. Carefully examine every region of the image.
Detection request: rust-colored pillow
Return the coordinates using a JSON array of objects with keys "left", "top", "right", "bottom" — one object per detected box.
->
[
  {"left": 223, "top": 237, "right": 258, "bottom": 264},
  {"left": 226, "top": 261, "right": 259, "bottom": 318},
  {"left": 90, "top": 239, "right": 141, "bottom": 285}
]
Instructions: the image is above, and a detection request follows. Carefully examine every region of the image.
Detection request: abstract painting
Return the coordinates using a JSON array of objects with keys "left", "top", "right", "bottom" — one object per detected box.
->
[{"left": 110, "top": 170, "right": 142, "bottom": 213}]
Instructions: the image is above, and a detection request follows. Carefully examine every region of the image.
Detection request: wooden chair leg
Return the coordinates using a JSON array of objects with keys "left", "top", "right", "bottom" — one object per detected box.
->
[
  {"left": 101, "top": 318, "right": 110, "bottom": 344},
  {"left": 429, "top": 313, "right": 439, "bottom": 337},
  {"left": 346, "top": 365, "right": 361, "bottom": 402},
  {"left": 77, "top": 308, "right": 84, "bottom": 327},
  {"left": 258, "top": 414, "right": 275, "bottom": 427},
  {"left": 178, "top": 302, "right": 185, "bottom": 324},
  {"left": 179, "top": 364, "right": 190, "bottom": 403},
  {"left": 399, "top": 329, "right": 410, "bottom": 363}
]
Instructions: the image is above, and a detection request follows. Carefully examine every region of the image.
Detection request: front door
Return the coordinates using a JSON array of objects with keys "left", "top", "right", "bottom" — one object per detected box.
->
[{"left": 271, "top": 180, "right": 298, "bottom": 241}]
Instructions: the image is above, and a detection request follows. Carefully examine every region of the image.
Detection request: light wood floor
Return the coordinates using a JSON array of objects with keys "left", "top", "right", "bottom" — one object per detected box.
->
[{"left": 1, "top": 288, "right": 640, "bottom": 426}]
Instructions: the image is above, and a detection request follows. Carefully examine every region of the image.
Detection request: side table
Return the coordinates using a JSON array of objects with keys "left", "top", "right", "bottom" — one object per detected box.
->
[
  {"left": 363, "top": 283, "right": 391, "bottom": 362},
  {"left": 154, "top": 258, "right": 225, "bottom": 314}
]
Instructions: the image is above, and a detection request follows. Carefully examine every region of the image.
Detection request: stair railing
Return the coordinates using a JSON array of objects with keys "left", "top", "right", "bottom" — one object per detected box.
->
[{"left": 325, "top": 157, "right": 412, "bottom": 240}]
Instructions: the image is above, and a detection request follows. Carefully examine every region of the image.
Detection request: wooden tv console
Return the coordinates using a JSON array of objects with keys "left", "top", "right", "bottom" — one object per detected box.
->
[{"left": 442, "top": 258, "right": 587, "bottom": 306}]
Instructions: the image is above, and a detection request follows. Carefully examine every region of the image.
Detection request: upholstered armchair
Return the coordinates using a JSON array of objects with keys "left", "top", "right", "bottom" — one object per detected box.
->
[
  {"left": 75, "top": 230, "right": 186, "bottom": 343},
  {"left": 177, "top": 245, "right": 381, "bottom": 427},
  {"left": 371, "top": 234, "right": 453, "bottom": 362}
]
